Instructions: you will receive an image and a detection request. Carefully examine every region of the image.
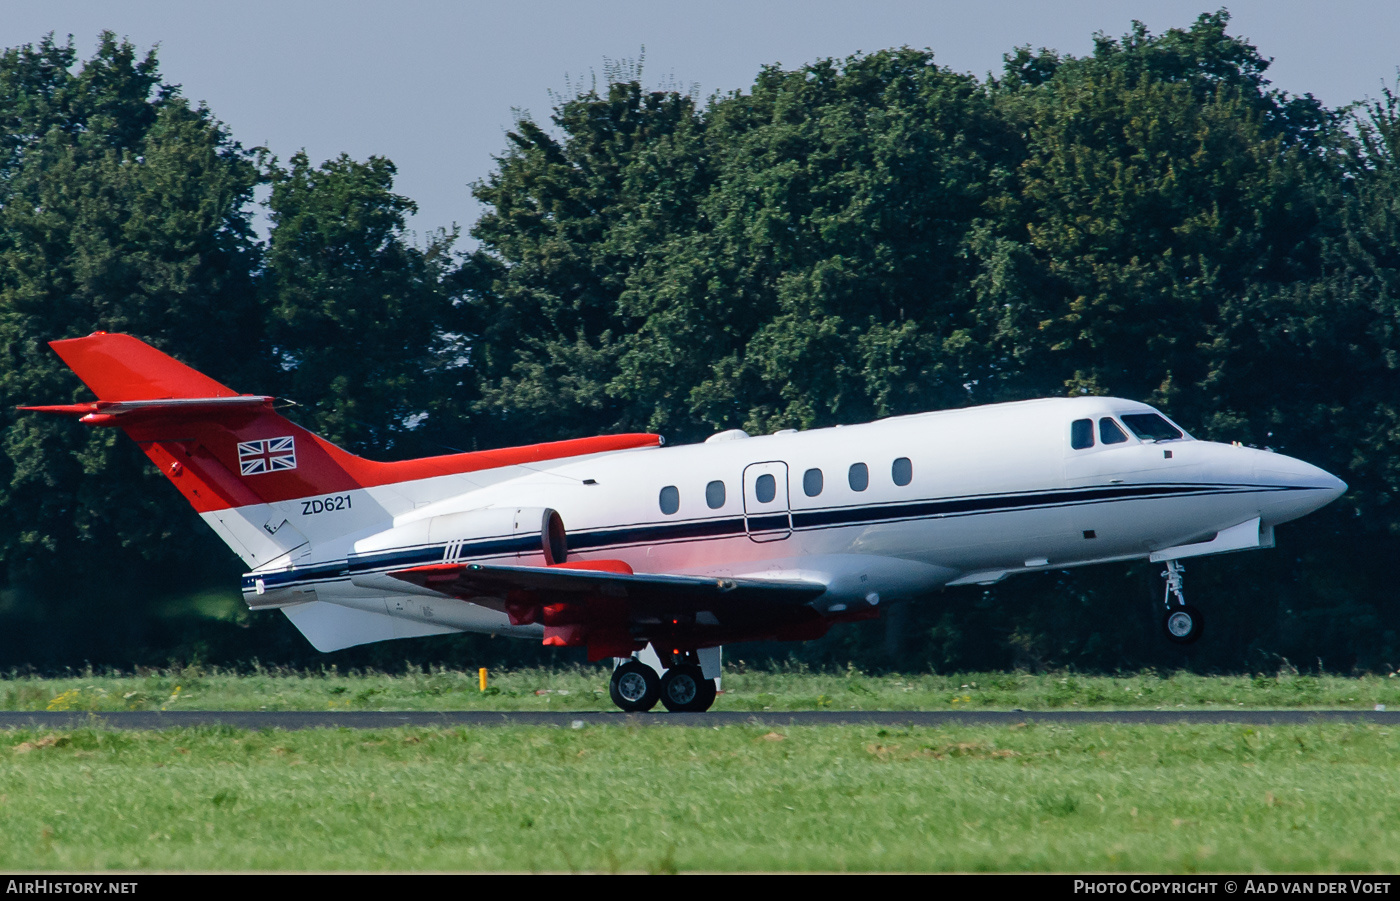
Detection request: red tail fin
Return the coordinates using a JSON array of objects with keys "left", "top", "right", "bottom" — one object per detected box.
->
[
  {"left": 23, "top": 333, "right": 662, "bottom": 513},
  {"left": 49, "top": 332, "right": 240, "bottom": 401}
]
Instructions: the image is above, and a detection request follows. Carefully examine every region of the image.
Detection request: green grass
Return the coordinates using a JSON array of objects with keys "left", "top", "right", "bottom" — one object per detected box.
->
[
  {"left": 3, "top": 666, "right": 1399, "bottom": 712},
  {"left": 3, "top": 721, "right": 1399, "bottom": 871}
]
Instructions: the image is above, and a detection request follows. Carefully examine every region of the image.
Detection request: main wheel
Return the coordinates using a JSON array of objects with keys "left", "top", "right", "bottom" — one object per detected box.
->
[
  {"left": 609, "top": 660, "right": 660, "bottom": 712},
  {"left": 659, "top": 664, "right": 717, "bottom": 713},
  {"left": 1163, "top": 604, "right": 1204, "bottom": 645}
]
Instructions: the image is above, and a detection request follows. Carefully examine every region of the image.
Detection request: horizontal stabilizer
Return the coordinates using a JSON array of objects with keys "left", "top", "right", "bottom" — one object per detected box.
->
[{"left": 19, "top": 395, "right": 274, "bottom": 426}]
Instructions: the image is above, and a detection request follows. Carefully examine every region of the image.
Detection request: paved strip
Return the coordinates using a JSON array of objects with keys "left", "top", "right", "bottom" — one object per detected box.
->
[{"left": 1, "top": 709, "right": 1398, "bottom": 730}]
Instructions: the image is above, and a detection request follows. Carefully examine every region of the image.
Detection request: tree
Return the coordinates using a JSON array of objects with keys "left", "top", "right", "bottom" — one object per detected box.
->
[
  {"left": 262, "top": 151, "right": 458, "bottom": 457},
  {"left": 0, "top": 34, "right": 263, "bottom": 662},
  {"left": 0, "top": 35, "right": 262, "bottom": 582},
  {"left": 624, "top": 49, "right": 1014, "bottom": 436},
  {"left": 466, "top": 78, "right": 706, "bottom": 445},
  {"left": 468, "top": 50, "right": 1013, "bottom": 444}
]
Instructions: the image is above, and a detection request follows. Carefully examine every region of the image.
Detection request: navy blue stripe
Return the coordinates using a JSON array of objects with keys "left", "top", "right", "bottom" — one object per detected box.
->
[
  {"left": 791, "top": 483, "right": 1247, "bottom": 529},
  {"left": 243, "top": 482, "right": 1301, "bottom": 593},
  {"left": 346, "top": 534, "right": 541, "bottom": 574},
  {"left": 243, "top": 561, "right": 345, "bottom": 591},
  {"left": 569, "top": 482, "right": 1286, "bottom": 548},
  {"left": 567, "top": 516, "right": 747, "bottom": 551},
  {"left": 347, "top": 546, "right": 444, "bottom": 572}
]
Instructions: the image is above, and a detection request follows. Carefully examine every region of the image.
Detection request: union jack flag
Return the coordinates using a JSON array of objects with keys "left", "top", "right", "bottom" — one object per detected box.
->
[{"left": 238, "top": 436, "right": 297, "bottom": 476}]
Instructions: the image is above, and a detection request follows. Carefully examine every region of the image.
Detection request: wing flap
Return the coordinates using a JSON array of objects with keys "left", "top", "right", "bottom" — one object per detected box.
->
[
  {"left": 388, "top": 559, "right": 833, "bottom": 661},
  {"left": 389, "top": 560, "right": 827, "bottom": 608}
]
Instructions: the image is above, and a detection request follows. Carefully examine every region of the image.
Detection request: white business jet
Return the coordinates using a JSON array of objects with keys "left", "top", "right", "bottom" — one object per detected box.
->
[{"left": 23, "top": 333, "right": 1346, "bottom": 712}]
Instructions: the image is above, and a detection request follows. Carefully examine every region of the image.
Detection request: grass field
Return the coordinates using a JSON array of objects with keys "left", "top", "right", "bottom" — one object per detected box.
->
[
  {"left": 2, "top": 665, "right": 1398, "bottom": 712},
  {"left": 3, "top": 720, "right": 1400, "bottom": 872},
  {"left": 5, "top": 668, "right": 1399, "bottom": 872}
]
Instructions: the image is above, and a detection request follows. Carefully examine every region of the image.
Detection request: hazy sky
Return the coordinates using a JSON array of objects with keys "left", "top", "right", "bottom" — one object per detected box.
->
[{"left": 4, "top": 2, "right": 1398, "bottom": 241}]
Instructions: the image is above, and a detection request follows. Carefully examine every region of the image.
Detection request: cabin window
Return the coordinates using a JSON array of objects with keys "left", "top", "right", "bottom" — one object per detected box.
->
[
  {"left": 848, "top": 462, "right": 869, "bottom": 491},
  {"left": 1071, "top": 418, "right": 1095, "bottom": 449},
  {"left": 705, "top": 480, "right": 726, "bottom": 509},
  {"left": 892, "top": 457, "right": 912, "bottom": 486},
  {"left": 803, "top": 468, "right": 823, "bottom": 497},
  {"left": 659, "top": 485, "right": 680, "bottom": 515},
  {"left": 1121, "top": 413, "right": 1184, "bottom": 441},
  {"left": 1099, "top": 418, "right": 1129, "bottom": 445},
  {"left": 755, "top": 473, "right": 777, "bottom": 504}
]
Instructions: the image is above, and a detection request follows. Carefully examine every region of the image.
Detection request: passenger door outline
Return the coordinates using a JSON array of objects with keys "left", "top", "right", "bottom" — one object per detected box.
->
[{"left": 742, "top": 461, "right": 791, "bottom": 542}]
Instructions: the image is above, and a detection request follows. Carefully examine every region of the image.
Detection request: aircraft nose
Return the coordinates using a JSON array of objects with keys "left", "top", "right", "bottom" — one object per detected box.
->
[
  {"left": 1319, "top": 468, "right": 1347, "bottom": 503},
  {"left": 1266, "top": 455, "right": 1345, "bottom": 496},
  {"left": 1251, "top": 450, "right": 1347, "bottom": 522}
]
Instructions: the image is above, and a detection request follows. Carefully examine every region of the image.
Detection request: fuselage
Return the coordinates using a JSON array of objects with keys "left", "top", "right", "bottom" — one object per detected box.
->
[{"left": 231, "top": 396, "right": 1346, "bottom": 646}]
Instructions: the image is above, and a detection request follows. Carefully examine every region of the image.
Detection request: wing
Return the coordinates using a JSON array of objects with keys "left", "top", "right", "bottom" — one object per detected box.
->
[{"left": 388, "top": 560, "right": 839, "bottom": 660}]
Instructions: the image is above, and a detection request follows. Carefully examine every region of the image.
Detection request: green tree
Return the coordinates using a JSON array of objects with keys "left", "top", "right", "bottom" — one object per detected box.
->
[
  {"left": 466, "top": 78, "right": 705, "bottom": 445},
  {"left": 0, "top": 34, "right": 262, "bottom": 591},
  {"left": 973, "top": 12, "right": 1332, "bottom": 417},
  {"left": 262, "top": 151, "right": 458, "bottom": 456},
  {"left": 468, "top": 50, "right": 1013, "bottom": 444},
  {"left": 625, "top": 49, "right": 1014, "bottom": 436}
]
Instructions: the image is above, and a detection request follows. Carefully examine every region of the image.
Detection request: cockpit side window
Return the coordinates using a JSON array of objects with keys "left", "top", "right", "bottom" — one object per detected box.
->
[
  {"left": 1099, "top": 418, "right": 1129, "bottom": 445},
  {"left": 1071, "top": 419, "right": 1095, "bottom": 450},
  {"left": 1121, "top": 413, "right": 1184, "bottom": 441}
]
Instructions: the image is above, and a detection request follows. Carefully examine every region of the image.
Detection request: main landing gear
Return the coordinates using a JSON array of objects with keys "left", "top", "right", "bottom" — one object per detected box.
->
[
  {"left": 659, "top": 663, "right": 716, "bottom": 713},
  {"left": 1160, "top": 559, "right": 1204, "bottom": 645},
  {"left": 608, "top": 649, "right": 717, "bottom": 713},
  {"left": 609, "top": 660, "right": 660, "bottom": 712}
]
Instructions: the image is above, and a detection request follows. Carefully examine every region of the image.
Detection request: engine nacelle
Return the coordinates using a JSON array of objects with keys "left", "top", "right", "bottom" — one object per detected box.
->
[{"left": 353, "top": 506, "right": 567, "bottom": 565}]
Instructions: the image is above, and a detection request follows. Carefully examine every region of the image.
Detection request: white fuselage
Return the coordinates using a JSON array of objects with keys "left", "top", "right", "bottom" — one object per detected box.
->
[{"left": 225, "top": 397, "right": 1345, "bottom": 651}]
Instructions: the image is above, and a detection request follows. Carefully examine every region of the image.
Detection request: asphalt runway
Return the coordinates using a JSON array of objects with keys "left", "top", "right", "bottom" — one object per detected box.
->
[{"left": 2, "top": 709, "right": 1399, "bottom": 730}]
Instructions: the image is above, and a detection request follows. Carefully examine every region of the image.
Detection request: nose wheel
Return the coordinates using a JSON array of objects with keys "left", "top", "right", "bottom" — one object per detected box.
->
[
  {"left": 1160, "top": 560, "right": 1203, "bottom": 644},
  {"left": 1163, "top": 604, "right": 1204, "bottom": 643}
]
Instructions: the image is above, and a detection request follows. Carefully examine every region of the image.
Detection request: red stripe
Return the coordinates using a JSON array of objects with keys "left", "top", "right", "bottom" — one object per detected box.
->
[
  {"left": 129, "top": 416, "right": 660, "bottom": 513},
  {"left": 38, "top": 332, "right": 663, "bottom": 513}
]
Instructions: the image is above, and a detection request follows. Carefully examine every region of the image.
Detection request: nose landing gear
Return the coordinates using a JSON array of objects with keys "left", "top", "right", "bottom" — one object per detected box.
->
[{"left": 1160, "top": 559, "right": 1203, "bottom": 645}]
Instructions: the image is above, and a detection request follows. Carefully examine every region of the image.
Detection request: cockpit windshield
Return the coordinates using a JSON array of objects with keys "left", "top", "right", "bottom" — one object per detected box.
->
[{"left": 1121, "top": 413, "right": 1184, "bottom": 441}]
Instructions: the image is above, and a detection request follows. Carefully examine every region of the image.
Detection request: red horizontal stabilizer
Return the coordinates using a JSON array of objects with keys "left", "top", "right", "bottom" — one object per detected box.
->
[{"left": 20, "top": 396, "right": 275, "bottom": 425}]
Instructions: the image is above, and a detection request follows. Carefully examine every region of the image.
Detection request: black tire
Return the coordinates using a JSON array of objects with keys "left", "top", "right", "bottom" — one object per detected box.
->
[
  {"left": 659, "top": 664, "right": 717, "bottom": 713},
  {"left": 609, "top": 660, "right": 660, "bottom": 712},
  {"left": 1163, "top": 604, "right": 1204, "bottom": 645}
]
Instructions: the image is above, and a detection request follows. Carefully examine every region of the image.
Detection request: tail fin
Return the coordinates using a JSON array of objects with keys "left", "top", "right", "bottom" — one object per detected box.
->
[
  {"left": 23, "top": 332, "right": 662, "bottom": 519},
  {"left": 49, "top": 332, "right": 242, "bottom": 402}
]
